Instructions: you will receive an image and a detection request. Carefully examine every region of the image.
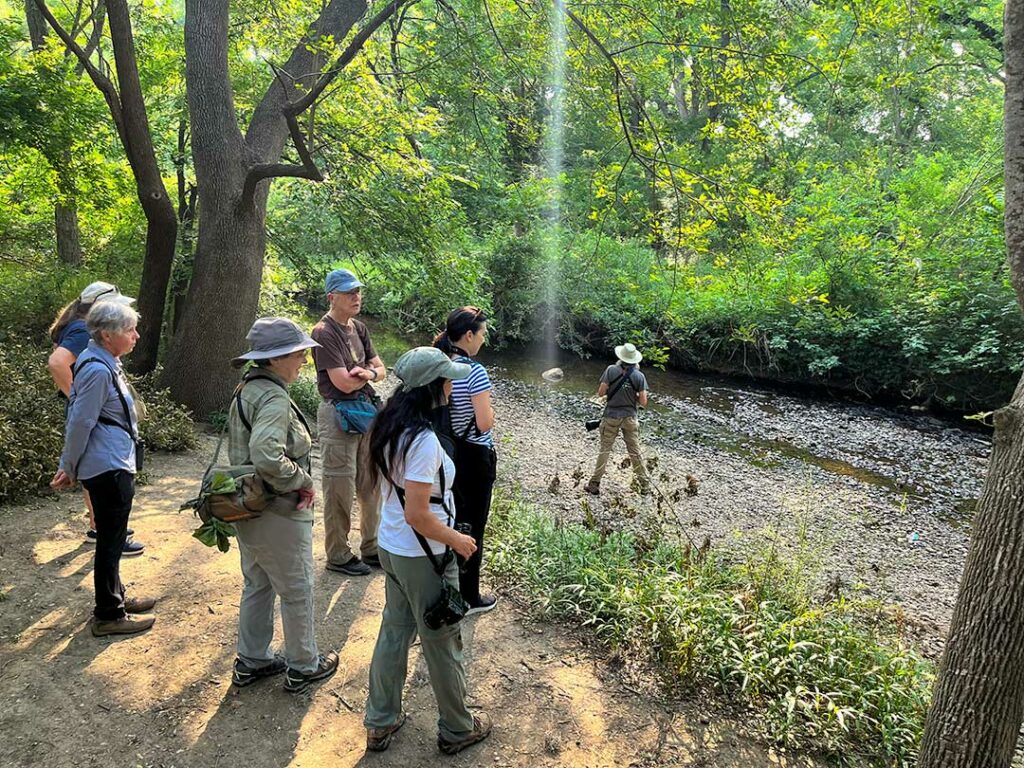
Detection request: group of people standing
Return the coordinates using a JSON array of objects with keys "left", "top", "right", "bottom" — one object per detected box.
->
[
  {"left": 50, "top": 267, "right": 650, "bottom": 756},
  {"left": 49, "top": 270, "right": 499, "bottom": 755}
]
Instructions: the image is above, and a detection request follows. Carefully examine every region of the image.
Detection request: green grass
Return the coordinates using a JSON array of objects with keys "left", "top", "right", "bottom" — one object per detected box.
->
[{"left": 486, "top": 490, "right": 933, "bottom": 765}]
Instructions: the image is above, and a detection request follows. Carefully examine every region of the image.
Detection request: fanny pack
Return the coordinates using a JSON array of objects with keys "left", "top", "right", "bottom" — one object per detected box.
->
[
  {"left": 333, "top": 391, "right": 380, "bottom": 434},
  {"left": 184, "top": 375, "right": 308, "bottom": 527}
]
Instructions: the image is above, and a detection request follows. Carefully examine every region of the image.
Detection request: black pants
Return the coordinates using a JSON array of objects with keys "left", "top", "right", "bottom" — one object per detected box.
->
[
  {"left": 452, "top": 442, "right": 497, "bottom": 605},
  {"left": 81, "top": 470, "right": 134, "bottom": 620}
]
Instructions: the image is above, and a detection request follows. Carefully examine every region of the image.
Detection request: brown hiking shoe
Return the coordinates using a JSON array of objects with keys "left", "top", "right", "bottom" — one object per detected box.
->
[
  {"left": 91, "top": 614, "right": 155, "bottom": 637},
  {"left": 437, "top": 713, "right": 492, "bottom": 755},
  {"left": 366, "top": 711, "right": 408, "bottom": 752},
  {"left": 124, "top": 596, "right": 156, "bottom": 614},
  {"left": 583, "top": 481, "right": 600, "bottom": 495}
]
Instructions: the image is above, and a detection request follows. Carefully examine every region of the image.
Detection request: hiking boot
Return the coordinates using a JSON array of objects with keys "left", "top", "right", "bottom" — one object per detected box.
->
[
  {"left": 284, "top": 651, "right": 339, "bottom": 694},
  {"left": 465, "top": 595, "right": 498, "bottom": 617},
  {"left": 233, "top": 655, "right": 287, "bottom": 687},
  {"left": 91, "top": 614, "right": 155, "bottom": 637},
  {"left": 583, "top": 481, "right": 600, "bottom": 495},
  {"left": 362, "top": 553, "right": 382, "bottom": 568},
  {"left": 366, "top": 712, "right": 408, "bottom": 752},
  {"left": 326, "top": 557, "right": 371, "bottom": 576},
  {"left": 124, "top": 596, "right": 156, "bottom": 613},
  {"left": 437, "top": 713, "right": 492, "bottom": 755}
]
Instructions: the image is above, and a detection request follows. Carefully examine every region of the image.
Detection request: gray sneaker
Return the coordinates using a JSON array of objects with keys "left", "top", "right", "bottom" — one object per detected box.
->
[
  {"left": 326, "top": 557, "right": 371, "bottom": 576},
  {"left": 232, "top": 655, "right": 287, "bottom": 687}
]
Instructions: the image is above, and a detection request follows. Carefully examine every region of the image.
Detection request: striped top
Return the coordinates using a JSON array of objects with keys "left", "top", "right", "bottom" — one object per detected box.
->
[{"left": 450, "top": 355, "right": 493, "bottom": 447}]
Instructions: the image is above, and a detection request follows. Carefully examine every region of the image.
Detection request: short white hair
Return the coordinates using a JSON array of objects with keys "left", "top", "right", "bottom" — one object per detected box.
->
[{"left": 86, "top": 301, "right": 140, "bottom": 341}]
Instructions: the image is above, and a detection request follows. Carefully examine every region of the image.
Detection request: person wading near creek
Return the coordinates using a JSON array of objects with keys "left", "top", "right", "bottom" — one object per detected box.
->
[
  {"left": 50, "top": 301, "right": 156, "bottom": 637},
  {"left": 433, "top": 307, "right": 498, "bottom": 615},
  {"left": 311, "top": 268, "right": 387, "bottom": 576},
  {"left": 47, "top": 282, "right": 145, "bottom": 557},
  {"left": 584, "top": 343, "right": 651, "bottom": 496}
]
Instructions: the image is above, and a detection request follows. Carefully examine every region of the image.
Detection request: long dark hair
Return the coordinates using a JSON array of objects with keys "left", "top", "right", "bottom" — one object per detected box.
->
[
  {"left": 48, "top": 299, "right": 89, "bottom": 344},
  {"left": 433, "top": 306, "right": 487, "bottom": 357},
  {"left": 363, "top": 378, "right": 448, "bottom": 494}
]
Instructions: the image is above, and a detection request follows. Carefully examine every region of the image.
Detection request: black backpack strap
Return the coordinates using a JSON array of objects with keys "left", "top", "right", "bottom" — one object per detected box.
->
[
  {"left": 234, "top": 372, "right": 311, "bottom": 435},
  {"left": 389, "top": 450, "right": 454, "bottom": 577},
  {"left": 73, "top": 358, "right": 137, "bottom": 440}
]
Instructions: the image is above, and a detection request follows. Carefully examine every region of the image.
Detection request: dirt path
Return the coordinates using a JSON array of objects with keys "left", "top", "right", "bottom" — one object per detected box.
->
[{"left": 0, "top": 442, "right": 824, "bottom": 768}]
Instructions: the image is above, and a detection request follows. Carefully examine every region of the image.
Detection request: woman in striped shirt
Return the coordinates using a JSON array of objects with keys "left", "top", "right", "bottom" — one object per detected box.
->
[{"left": 433, "top": 307, "right": 497, "bottom": 615}]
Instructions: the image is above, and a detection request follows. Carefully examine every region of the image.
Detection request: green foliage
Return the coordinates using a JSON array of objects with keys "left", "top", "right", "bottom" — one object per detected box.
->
[
  {"left": 0, "top": 343, "right": 195, "bottom": 505},
  {"left": 488, "top": 491, "right": 932, "bottom": 764}
]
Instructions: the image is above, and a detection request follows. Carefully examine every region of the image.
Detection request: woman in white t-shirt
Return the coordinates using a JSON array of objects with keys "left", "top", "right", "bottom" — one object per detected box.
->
[{"left": 361, "top": 347, "right": 493, "bottom": 756}]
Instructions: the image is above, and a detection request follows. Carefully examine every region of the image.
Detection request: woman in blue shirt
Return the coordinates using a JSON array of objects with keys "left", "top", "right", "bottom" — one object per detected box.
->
[
  {"left": 47, "top": 281, "right": 144, "bottom": 556},
  {"left": 433, "top": 307, "right": 497, "bottom": 615},
  {"left": 51, "top": 301, "right": 155, "bottom": 637}
]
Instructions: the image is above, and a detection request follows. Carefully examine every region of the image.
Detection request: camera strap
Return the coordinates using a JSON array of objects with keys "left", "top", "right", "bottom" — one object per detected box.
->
[{"left": 390, "top": 462, "right": 455, "bottom": 577}]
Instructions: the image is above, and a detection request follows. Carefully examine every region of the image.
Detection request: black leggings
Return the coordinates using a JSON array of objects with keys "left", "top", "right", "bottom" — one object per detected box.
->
[
  {"left": 452, "top": 442, "right": 497, "bottom": 605},
  {"left": 81, "top": 470, "right": 134, "bottom": 620}
]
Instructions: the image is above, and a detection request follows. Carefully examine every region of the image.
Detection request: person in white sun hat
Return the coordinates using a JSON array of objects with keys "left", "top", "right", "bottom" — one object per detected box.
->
[
  {"left": 47, "top": 281, "right": 145, "bottom": 556},
  {"left": 584, "top": 342, "right": 651, "bottom": 496}
]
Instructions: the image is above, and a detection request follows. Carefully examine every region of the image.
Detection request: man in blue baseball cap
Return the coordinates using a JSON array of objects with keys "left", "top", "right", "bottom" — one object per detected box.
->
[{"left": 311, "top": 269, "right": 386, "bottom": 576}]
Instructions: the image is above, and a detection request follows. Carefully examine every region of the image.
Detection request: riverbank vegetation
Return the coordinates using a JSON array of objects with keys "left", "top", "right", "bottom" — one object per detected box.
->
[
  {"left": 488, "top": 488, "right": 933, "bottom": 765},
  {"left": 0, "top": 1, "right": 1016, "bottom": 413}
]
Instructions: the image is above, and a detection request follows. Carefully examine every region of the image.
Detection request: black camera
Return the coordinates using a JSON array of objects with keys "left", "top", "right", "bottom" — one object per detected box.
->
[
  {"left": 423, "top": 580, "right": 468, "bottom": 630},
  {"left": 585, "top": 418, "right": 601, "bottom": 432}
]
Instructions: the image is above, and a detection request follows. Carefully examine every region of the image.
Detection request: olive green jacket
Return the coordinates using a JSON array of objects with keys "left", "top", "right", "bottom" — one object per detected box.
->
[{"left": 228, "top": 370, "right": 314, "bottom": 522}]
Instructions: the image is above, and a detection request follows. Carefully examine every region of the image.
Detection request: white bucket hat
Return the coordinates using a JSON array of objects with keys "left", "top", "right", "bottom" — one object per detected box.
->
[
  {"left": 614, "top": 343, "right": 643, "bottom": 365},
  {"left": 80, "top": 281, "right": 135, "bottom": 306}
]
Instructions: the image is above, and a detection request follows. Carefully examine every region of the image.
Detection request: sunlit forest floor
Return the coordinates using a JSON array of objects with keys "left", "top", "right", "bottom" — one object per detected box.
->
[{"left": 0, "top": 438, "right": 828, "bottom": 768}]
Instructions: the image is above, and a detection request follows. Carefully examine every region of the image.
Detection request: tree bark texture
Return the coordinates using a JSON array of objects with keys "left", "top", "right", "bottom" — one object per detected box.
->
[
  {"left": 917, "top": 2, "right": 1024, "bottom": 765},
  {"left": 104, "top": 0, "right": 177, "bottom": 374},
  {"left": 54, "top": 201, "right": 82, "bottom": 265},
  {"left": 162, "top": 0, "right": 369, "bottom": 414}
]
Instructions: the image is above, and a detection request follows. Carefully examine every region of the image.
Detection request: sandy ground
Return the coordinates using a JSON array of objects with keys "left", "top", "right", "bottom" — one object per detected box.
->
[{"left": 0, "top": 441, "right": 826, "bottom": 768}]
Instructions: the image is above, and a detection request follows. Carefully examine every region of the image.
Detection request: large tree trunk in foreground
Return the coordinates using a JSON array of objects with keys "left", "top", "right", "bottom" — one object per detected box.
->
[
  {"left": 162, "top": 0, "right": 370, "bottom": 414},
  {"left": 917, "top": 2, "right": 1024, "bottom": 765}
]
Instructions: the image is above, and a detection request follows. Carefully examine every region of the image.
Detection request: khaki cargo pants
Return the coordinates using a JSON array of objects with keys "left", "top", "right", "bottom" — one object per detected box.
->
[
  {"left": 318, "top": 400, "right": 381, "bottom": 565},
  {"left": 589, "top": 416, "right": 650, "bottom": 489}
]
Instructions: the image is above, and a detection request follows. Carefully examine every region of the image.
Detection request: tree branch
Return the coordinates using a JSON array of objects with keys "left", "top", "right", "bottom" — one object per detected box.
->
[{"left": 33, "top": 0, "right": 125, "bottom": 140}]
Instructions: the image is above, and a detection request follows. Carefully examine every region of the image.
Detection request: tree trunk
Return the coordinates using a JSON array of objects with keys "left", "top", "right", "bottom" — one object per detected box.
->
[
  {"left": 24, "top": 0, "right": 47, "bottom": 49},
  {"left": 163, "top": 0, "right": 370, "bottom": 414},
  {"left": 104, "top": 0, "right": 177, "bottom": 374},
  {"left": 917, "top": 1, "right": 1024, "bottom": 765},
  {"left": 54, "top": 201, "right": 82, "bottom": 265}
]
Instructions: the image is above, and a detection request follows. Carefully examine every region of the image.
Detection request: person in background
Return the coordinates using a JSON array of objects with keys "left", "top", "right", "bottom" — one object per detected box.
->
[
  {"left": 227, "top": 317, "right": 339, "bottom": 693},
  {"left": 362, "top": 347, "right": 492, "bottom": 755},
  {"left": 50, "top": 302, "right": 155, "bottom": 637},
  {"left": 433, "top": 307, "right": 498, "bottom": 615},
  {"left": 311, "top": 268, "right": 386, "bottom": 576},
  {"left": 584, "top": 343, "right": 651, "bottom": 496},
  {"left": 48, "top": 281, "right": 144, "bottom": 556}
]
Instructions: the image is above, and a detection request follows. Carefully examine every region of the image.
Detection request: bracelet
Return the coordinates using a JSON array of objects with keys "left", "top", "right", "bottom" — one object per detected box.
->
[{"left": 369, "top": 368, "right": 378, "bottom": 381}]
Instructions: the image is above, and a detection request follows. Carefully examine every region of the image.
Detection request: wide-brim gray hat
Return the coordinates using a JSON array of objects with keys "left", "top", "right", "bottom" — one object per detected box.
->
[
  {"left": 615, "top": 343, "right": 643, "bottom": 365},
  {"left": 394, "top": 346, "right": 471, "bottom": 391},
  {"left": 232, "top": 317, "right": 321, "bottom": 368}
]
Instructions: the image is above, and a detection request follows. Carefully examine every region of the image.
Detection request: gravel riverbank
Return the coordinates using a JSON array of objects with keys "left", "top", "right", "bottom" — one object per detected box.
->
[{"left": 487, "top": 370, "right": 990, "bottom": 657}]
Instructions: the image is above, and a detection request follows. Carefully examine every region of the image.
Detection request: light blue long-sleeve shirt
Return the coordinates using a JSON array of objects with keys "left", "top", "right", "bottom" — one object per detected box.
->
[{"left": 59, "top": 341, "right": 138, "bottom": 481}]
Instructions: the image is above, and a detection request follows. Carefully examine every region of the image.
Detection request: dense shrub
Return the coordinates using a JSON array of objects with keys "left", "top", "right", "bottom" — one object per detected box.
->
[
  {"left": 488, "top": 491, "right": 933, "bottom": 764},
  {"left": 0, "top": 344, "right": 196, "bottom": 504}
]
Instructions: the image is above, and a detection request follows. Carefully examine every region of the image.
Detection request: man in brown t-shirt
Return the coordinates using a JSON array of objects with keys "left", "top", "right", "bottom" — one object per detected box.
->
[{"left": 311, "top": 269, "right": 386, "bottom": 576}]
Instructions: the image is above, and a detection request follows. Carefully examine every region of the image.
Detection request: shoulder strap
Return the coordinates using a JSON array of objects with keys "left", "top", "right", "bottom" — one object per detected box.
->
[
  {"left": 73, "top": 358, "right": 138, "bottom": 440},
  {"left": 235, "top": 373, "right": 311, "bottom": 435},
  {"left": 387, "top": 441, "right": 454, "bottom": 576},
  {"left": 606, "top": 366, "right": 634, "bottom": 400},
  {"left": 453, "top": 356, "right": 480, "bottom": 439}
]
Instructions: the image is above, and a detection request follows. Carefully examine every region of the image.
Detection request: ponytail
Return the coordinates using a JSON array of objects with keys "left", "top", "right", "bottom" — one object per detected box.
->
[
  {"left": 434, "top": 306, "right": 487, "bottom": 356},
  {"left": 48, "top": 299, "right": 88, "bottom": 344}
]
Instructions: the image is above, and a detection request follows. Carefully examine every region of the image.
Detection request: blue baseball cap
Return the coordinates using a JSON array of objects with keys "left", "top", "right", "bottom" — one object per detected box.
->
[{"left": 325, "top": 268, "right": 364, "bottom": 294}]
